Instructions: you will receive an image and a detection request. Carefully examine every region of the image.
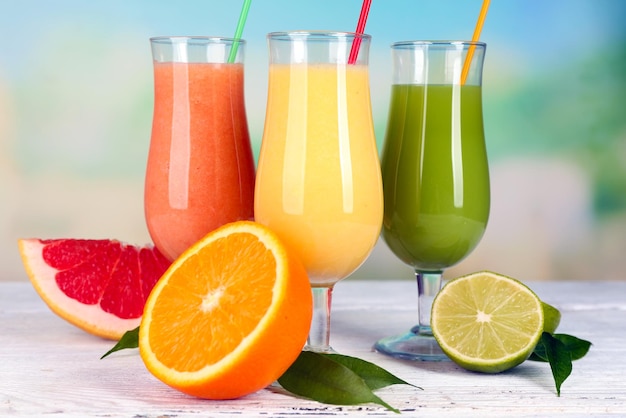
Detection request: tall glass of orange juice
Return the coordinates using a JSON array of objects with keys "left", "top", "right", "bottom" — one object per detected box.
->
[
  {"left": 255, "top": 31, "right": 383, "bottom": 352},
  {"left": 145, "top": 37, "right": 255, "bottom": 261}
]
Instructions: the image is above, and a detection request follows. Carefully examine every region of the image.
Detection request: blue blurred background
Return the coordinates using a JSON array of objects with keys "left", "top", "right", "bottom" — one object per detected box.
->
[{"left": 1, "top": 0, "right": 625, "bottom": 281}]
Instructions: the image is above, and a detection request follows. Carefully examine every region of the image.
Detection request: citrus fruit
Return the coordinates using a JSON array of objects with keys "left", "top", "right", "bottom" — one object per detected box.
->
[
  {"left": 431, "top": 271, "right": 544, "bottom": 373},
  {"left": 139, "top": 221, "right": 313, "bottom": 400},
  {"left": 18, "top": 238, "right": 171, "bottom": 340},
  {"left": 542, "top": 301, "right": 561, "bottom": 334}
]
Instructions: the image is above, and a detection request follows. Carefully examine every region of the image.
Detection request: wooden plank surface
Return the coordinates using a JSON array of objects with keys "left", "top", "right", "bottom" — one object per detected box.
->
[{"left": 1, "top": 280, "right": 625, "bottom": 417}]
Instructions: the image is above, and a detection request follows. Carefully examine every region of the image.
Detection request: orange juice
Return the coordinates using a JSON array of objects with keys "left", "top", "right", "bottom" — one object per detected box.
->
[
  {"left": 145, "top": 62, "right": 255, "bottom": 261},
  {"left": 255, "top": 63, "right": 383, "bottom": 286}
]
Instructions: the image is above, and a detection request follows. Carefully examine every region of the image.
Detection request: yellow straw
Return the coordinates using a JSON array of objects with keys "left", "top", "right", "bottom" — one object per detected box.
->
[{"left": 461, "top": 0, "right": 491, "bottom": 85}]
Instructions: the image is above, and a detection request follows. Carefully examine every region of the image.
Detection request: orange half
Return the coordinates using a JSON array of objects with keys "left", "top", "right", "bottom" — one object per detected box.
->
[{"left": 139, "top": 221, "right": 312, "bottom": 399}]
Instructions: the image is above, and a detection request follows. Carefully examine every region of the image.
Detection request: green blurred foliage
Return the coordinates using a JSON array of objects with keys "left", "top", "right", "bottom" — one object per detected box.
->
[{"left": 485, "top": 41, "right": 626, "bottom": 218}]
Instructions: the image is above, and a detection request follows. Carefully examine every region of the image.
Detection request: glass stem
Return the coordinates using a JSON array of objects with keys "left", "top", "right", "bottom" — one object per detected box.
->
[
  {"left": 413, "top": 271, "right": 443, "bottom": 336},
  {"left": 307, "top": 286, "right": 334, "bottom": 352}
]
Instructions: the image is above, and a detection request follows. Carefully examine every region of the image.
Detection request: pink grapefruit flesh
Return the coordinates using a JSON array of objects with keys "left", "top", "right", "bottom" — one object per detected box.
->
[{"left": 18, "top": 238, "right": 171, "bottom": 340}]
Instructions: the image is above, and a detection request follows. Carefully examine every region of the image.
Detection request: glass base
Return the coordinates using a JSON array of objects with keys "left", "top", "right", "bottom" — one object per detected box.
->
[
  {"left": 374, "top": 326, "right": 450, "bottom": 361},
  {"left": 304, "top": 344, "right": 336, "bottom": 354}
]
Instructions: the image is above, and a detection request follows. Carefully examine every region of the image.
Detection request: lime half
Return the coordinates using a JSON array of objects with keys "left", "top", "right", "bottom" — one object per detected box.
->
[{"left": 431, "top": 271, "right": 544, "bottom": 373}]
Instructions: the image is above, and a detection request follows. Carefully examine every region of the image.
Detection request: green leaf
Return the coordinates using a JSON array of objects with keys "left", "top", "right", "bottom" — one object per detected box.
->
[
  {"left": 322, "top": 353, "right": 421, "bottom": 391},
  {"left": 534, "top": 333, "right": 572, "bottom": 396},
  {"left": 528, "top": 347, "right": 548, "bottom": 362},
  {"left": 529, "top": 333, "right": 591, "bottom": 362},
  {"left": 551, "top": 334, "right": 592, "bottom": 360},
  {"left": 528, "top": 332, "right": 592, "bottom": 395},
  {"left": 278, "top": 351, "right": 402, "bottom": 413},
  {"left": 100, "top": 327, "right": 140, "bottom": 359}
]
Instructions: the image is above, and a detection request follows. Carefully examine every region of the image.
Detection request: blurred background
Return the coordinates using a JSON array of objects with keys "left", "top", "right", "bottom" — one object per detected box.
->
[{"left": 1, "top": 0, "right": 625, "bottom": 282}]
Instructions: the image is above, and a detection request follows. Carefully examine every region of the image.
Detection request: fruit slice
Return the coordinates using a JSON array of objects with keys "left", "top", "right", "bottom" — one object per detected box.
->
[
  {"left": 139, "top": 221, "right": 312, "bottom": 400},
  {"left": 18, "top": 238, "right": 171, "bottom": 340},
  {"left": 431, "top": 271, "right": 544, "bottom": 373}
]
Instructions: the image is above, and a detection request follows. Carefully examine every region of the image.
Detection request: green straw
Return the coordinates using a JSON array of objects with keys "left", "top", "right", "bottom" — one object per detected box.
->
[{"left": 227, "top": 0, "right": 252, "bottom": 63}]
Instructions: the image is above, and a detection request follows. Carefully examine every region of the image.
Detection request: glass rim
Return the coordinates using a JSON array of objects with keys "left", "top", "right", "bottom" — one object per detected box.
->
[
  {"left": 267, "top": 30, "right": 371, "bottom": 41},
  {"left": 391, "top": 40, "right": 486, "bottom": 48},
  {"left": 150, "top": 36, "right": 246, "bottom": 45}
]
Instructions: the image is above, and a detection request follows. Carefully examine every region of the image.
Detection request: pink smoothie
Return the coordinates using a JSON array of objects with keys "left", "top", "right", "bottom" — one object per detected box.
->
[{"left": 145, "top": 62, "right": 255, "bottom": 261}]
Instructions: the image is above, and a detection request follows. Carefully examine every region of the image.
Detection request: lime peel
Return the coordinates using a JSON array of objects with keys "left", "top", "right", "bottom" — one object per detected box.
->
[{"left": 542, "top": 301, "right": 561, "bottom": 334}]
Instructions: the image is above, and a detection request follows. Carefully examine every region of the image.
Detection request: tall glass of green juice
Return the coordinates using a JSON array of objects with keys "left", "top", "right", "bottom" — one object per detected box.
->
[{"left": 375, "top": 41, "right": 489, "bottom": 361}]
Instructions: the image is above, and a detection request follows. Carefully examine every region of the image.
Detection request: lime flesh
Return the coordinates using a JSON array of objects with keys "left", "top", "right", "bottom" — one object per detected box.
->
[{"left": 431, "top": 271, "right": 544, "bottom": 373}]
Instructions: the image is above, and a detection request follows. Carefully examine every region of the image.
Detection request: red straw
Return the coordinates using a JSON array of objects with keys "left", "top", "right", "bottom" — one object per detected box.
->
[{"left": 348, "top": 0, "right": 372, "bottom": 64}]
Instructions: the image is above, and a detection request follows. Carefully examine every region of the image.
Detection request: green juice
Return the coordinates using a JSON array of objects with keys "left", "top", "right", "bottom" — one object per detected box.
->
[{"left": 381, "top": 84, "right": 490, "bottom": 271}]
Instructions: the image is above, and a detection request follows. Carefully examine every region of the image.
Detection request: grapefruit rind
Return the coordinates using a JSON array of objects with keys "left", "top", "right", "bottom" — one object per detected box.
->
[
  {"left": 18, "top": 239, "right": 143, "bottom": 340},
  {"left": 139, "top": 221, "right": 313, "bottom": 399}
]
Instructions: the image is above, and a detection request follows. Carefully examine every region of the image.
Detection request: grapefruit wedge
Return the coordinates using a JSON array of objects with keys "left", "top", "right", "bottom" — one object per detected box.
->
[{"left": 18, "top": 238, "right": 171, "bottom": 340}]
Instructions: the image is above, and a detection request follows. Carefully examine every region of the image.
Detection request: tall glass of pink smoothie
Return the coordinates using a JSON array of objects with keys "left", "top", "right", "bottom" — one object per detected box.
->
[{"left": 145, "top": 37, "right": 255, "bottom": 261}]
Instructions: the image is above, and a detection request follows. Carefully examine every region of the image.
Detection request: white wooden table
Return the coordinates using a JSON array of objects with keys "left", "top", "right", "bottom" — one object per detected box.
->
[{"left": 1, "top": 279, "right": 625, "bottom": 417}]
